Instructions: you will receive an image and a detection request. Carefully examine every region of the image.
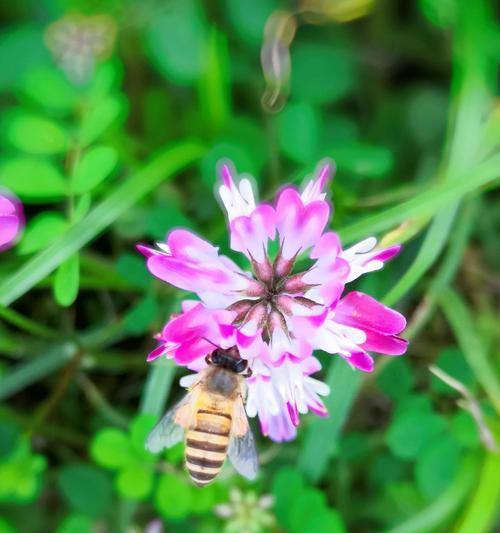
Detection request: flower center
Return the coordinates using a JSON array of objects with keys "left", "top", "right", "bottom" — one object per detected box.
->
[{"left": 227, "top": 249, "right": 319, "bottom": 343}]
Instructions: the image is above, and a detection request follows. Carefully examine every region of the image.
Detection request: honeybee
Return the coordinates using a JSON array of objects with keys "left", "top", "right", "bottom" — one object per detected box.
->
[{"left": 146, "top": 346, "right": 258, "bottom": 486}]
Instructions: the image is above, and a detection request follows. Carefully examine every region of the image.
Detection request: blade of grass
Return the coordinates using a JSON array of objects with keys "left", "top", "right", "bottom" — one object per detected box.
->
[
  {"left": 299, "top": 358, "right": 362, "bottom": 482},
  {"left": 198, "top": 26, "right": 231, "bottom": 137},
  {"left": 383, "top": 203, "right": 458, "bottom": 306},
  {"left": 385, "top": 455, "right": 479, "bottom": 533},
  {"left": 139, "top": 358, "right": 177, "bottom": 418},
  {"left": 0, "top": 304, "right": 58, "bottom": 339},
  {"left": 337, "top": 153, "right": 499, "bottom": 244},
  {"left": 0, "top": 140, "right": 205, "bottom": 307},
  {"left": 439, "top": 288, "right": 500, "bottom": 414},
  {"left": 0, "top": 343, "right": 77, "bottom": 401},
  {"left": 454, "top": 452, "right": 500, "bottom": 533}
]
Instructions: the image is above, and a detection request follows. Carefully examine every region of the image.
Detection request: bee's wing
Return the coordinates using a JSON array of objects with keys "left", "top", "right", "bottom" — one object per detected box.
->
[
  {"left": 227, "top": 396, "right": 258, "bottom": 480},
  {"left": 145, "top": 387, "right": 200, "bottom": 453}
]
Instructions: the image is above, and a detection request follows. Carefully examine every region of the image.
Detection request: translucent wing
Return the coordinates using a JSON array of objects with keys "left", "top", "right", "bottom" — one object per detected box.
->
[
  {"left": 227, "top": 397, "right": 258, "bottom": 480},
  {"left": 145, "top": 389, "right": 199, "bottom": 453}
]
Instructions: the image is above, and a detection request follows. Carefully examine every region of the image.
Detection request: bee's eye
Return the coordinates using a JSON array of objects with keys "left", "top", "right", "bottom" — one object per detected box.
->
[
  {"left": 211, "top": 352, "right": 221, "bottom": 365},
  {"left": 235, "top": 360, "right": 247, "bottom": 373}
]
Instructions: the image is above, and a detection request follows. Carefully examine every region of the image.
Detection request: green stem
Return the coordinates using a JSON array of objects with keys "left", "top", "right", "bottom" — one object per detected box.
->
[{"left": 0, "top": 304, "right": 58, "bottom": 339}]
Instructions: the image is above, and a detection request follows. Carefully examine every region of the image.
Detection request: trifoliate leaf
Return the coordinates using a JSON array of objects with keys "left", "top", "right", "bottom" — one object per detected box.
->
[
  {"left": 116, "top": 463, "right": 154, "bottom": 501},
  {"left": 53, "top": 253, "right": 80, "bottom": 307},
  {"left": 91, "top": 428, "right": 133, "bottom": 470},
  {"left": 18, "top": 212, "right": 67, "bottom": 255},
  {"left": 155, "top": 473, "right": 192, "bottom": 520},
  {"left": 72, "top": 145, "right": 118, "bottom": 194},
  {"left": 0, "top": 157, "right": 67, "bottom": 201},
  {"left": 2, "top": 111, "right": 69, "bottom": 154}
]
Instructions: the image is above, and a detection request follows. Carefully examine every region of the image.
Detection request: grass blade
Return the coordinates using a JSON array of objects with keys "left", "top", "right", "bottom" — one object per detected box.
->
[
  {"left": 299, "top": 358, "right": 362, "bottom": 482},
  {"left": 0, "top": 140, "right": 205, "bottom": 306},
  {"left": 383, "top": 203, "right": 458, "bottom": 306},
  {"left": 338, "top": 153, "right": 500, "bottom": 244},
  {"left": 455, "top": 452, "right": 500, "bottom": 533},
  {"left": 439, "top": 288, "right": 500, "bottom": 414},
  {"left": 139, "top": 358, "right": 177, "bottom": 418},
  {"left": 385, "top": 455, "right": 479, "bottom": 533},
  {"left": 0, "top": 343, "right": 77, "bottom": 401}
]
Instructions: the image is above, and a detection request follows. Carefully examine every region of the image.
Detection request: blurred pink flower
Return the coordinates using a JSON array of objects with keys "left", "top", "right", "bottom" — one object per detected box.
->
[
  {"left": 0, "top": 190, "right": 24, "bottom": 251},
  {"left": 138, "top": 160, "right": 407, "bottom": 441}
]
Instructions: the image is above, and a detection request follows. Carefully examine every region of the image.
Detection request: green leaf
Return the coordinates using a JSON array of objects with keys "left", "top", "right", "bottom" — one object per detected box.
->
[
  {"left": 279, "top": 102, "right": 320, "bottom": 164},
  {"left": 72, "top": 145, "right": 118, "bottom": 194},
  {"left": 376, "top": 358, "right": 414, "bottom": 401},
  {"left": 23, "top": 66, "right": 77, "bottom": 113},
  {"left": 91, "top": 428, "right": 133, "bottom": 470},
  {"left": 292, "top": 42, "right": 355, "bottom": 104},
  {"left": 2, "top": 111, "right": 69, "bottom": 154},
  {"left": 299, "top": 359, "right": 362, "bottom": 481},
  {"left": 386, "top": 408, "right": 447, "bottom": 460},
  {"left": 332, "top": 143, "right": 394, "bottom": 178},
  {"left": 129, "top": 414, "right": 157, "bottom": 458},
  {"left": 57, "top": 513, "right": 93, "bottom": 533},
  {"left": 0, "top": 157, "right": 67, "bottom": 201},
  {"left": 18, "top": 212, "right": 68, "bottom": 255},
  {"left": 0, "top": 440, "right": 46, "bottom": 503},
  {"left": 450, "top": 410, "right": 480, "bottom": 449},
  {"left": 123, "top": 296, "right": 159, "bottom": 335},
  {"left": 273, "top": 467, "right": 305, "bottom": 530},
  {"left": 57, "top": 464, "right": 112, "bottom": 517},
  {"left": 53, "top": 254, "right": 80, "bottom": 307},
  {"left": 116, "top": 463, "right": 154, "bottom": 500},
  {"left": 79, "top": 96, "right": 124, "bottom": 146},
  {"left": 0, "top": 140, "right": 205, "bottom": 307},
  {"left": 145, "top": 0, "right": 208, "bottom": 86},
  {"left": 155, "top": 473, "right": 192, "bottom": 519},
  {"left": 415, "top": 435, "right": 462, "bottom": 500}
]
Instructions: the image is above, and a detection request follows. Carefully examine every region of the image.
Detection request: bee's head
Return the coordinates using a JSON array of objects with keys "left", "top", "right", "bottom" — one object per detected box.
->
[{"left": 207, "top": 347, "right": 249, "bottom": 374}]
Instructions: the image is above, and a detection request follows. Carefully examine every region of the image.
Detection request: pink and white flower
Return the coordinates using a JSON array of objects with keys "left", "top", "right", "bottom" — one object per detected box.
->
[
  {"left": 139, "top": 160, "right": 408, "bottom": 441},
  {"left": 0, "top": 190, "right": 24, "bottom": 251}
]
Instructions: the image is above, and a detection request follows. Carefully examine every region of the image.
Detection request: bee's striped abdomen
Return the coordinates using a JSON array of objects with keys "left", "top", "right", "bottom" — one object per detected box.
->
[{"left": 185, "top": 409, "right": 232, "bottom": 486}]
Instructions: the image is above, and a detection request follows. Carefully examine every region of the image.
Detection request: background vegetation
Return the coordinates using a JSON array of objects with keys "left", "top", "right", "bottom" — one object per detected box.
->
[{"left": 0, "top": 0, "right": 499, "bottom": 531}]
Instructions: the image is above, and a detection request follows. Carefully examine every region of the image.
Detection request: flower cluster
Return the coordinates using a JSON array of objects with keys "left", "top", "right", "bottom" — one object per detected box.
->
[
  {"left": 0, "top": 190, "right": 24, "bottom": 251},
  {"left": 138, "top": 160, "right": 408, "bottom": 441}
]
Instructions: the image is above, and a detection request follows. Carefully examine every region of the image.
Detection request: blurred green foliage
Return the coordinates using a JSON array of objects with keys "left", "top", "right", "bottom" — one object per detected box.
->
[{"left": 0, "top": 0, "right": 499, "bottom": 531}]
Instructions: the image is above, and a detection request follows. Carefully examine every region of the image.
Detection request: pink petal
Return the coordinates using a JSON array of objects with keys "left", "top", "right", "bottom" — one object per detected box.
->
[
  {"left": 276, "top": 188, "right": 330, "bottom": 259},
  {"left": 230, "top": 204, "right": 276, "bottom": 262},
  {"left": 147, "top": 345, "right": 166, "bottom": 362},
  {"left": 343, "top": 351, "right": 374, "bottom": 372},
  {"left": 336, "top": 291, "right": 407, "bottom": 335},
  {"left": 362, "top": 330, "right": 408, "bottom": 355},
  {"left": 0, "top": 215, "right": 20, "bottom": 248}
]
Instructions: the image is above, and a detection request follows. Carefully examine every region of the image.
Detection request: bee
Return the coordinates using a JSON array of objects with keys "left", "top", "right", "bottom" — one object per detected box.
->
[{"left": 146, "top": 346, "right": 258, "bottom": 486}]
